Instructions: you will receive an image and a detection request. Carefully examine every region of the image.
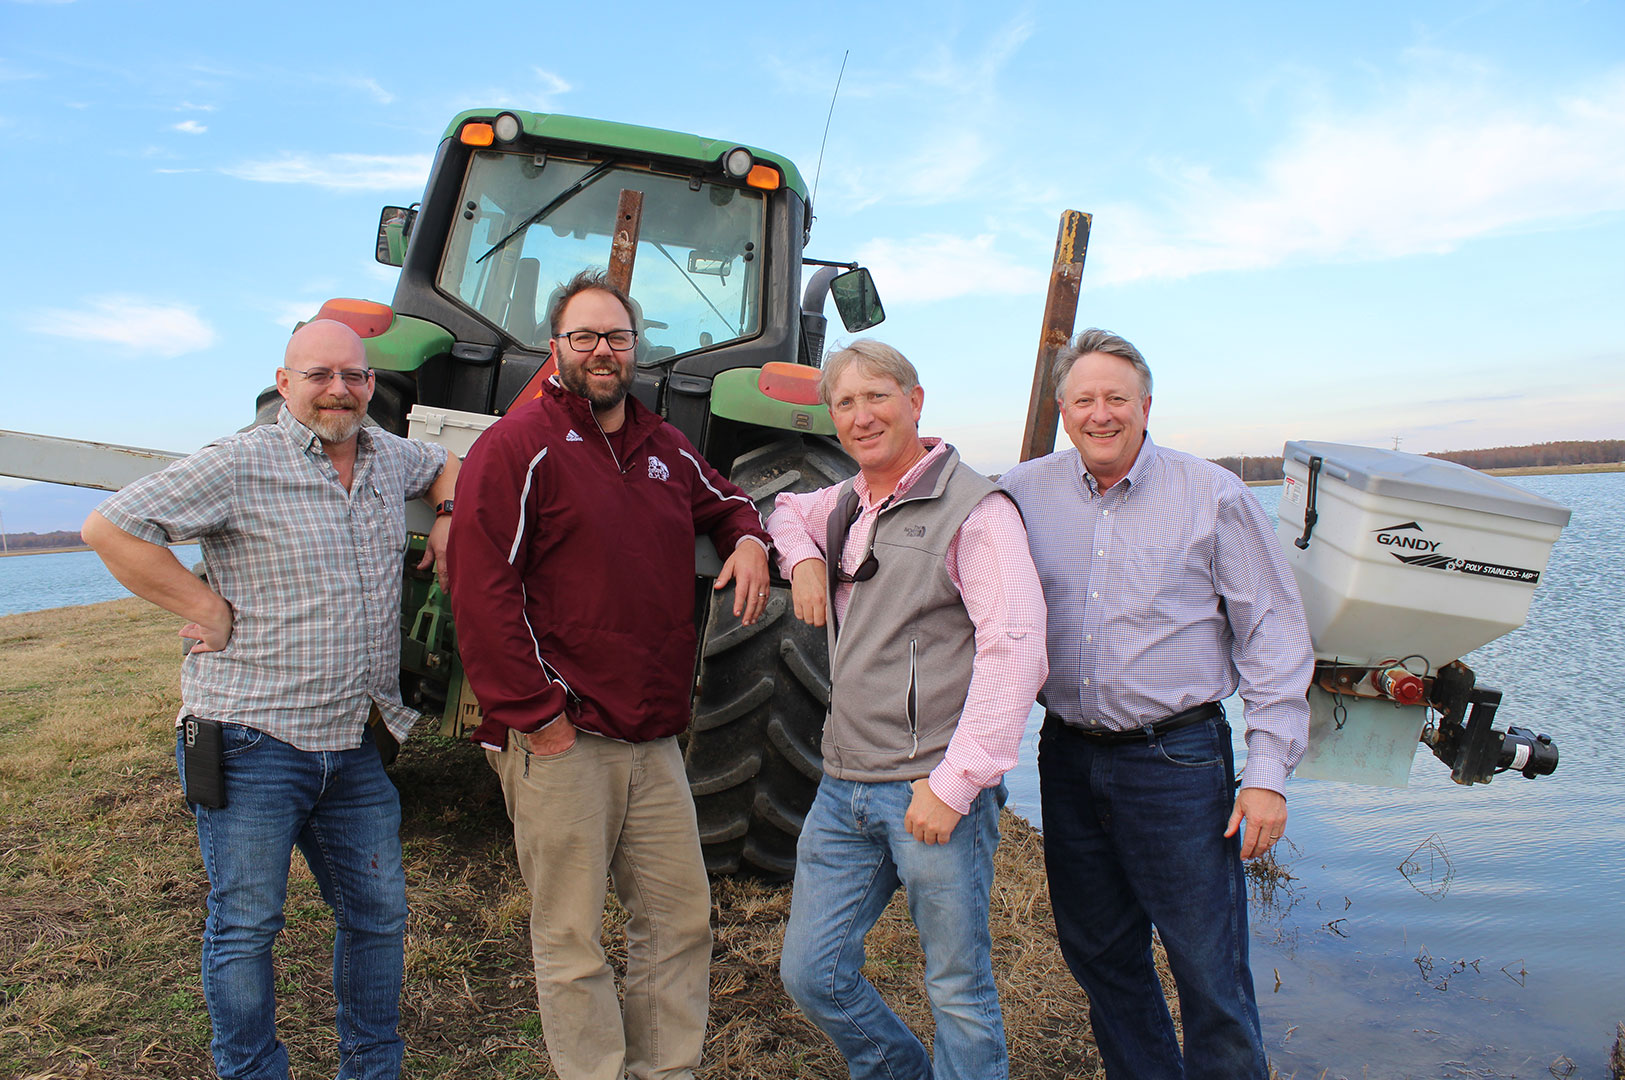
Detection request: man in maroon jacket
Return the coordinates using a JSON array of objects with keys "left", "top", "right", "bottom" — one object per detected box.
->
[{"left": 447, "top": 270, "right": 771, "bottom": 1080}]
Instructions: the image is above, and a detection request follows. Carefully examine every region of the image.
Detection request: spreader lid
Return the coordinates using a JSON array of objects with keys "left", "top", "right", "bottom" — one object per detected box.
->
[{"left": 1283, "top": 441, "right": 1573, "bottom": 527}]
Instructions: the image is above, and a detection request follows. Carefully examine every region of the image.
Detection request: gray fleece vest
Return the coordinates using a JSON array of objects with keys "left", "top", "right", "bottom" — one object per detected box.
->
[{"left": 821, "top": 446, "right": 1005, "bottom": 782}]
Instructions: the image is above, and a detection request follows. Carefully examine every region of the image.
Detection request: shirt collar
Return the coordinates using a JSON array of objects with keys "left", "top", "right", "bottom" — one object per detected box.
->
[
  {"left": 854, "top": 437, "right": 946, "bottom": 507},
  {"left": 1075, "top": 432, "right": 1158, "bottom": 496}
]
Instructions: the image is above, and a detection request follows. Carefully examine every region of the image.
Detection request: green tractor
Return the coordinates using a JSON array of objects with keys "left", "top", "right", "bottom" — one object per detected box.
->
[{"left": 272, "top": 110, "right": 885, "bottom": 878}]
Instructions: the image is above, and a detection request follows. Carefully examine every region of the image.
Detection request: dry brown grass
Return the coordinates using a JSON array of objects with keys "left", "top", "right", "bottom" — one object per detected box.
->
[{"left": 0, "top": 599, "right": 1164, "bottom": 1079}]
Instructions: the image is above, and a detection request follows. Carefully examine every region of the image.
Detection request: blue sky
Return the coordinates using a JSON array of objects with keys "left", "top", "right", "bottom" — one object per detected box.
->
[{"left": 2, "top": 0, "right": 1622, "bottom": 530}]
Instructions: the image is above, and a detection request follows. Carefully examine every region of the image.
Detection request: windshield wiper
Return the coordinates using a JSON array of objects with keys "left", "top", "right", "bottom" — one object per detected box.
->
[
  {"left": 650, "top": 240, "right": 739, "bottom": 340},
  {"left": 476, "top": 160, "right": 616, "bottom": 265}
]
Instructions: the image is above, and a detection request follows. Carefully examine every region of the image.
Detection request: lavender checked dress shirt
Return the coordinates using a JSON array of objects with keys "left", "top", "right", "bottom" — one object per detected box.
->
[{"left": 999, "top": 434, "right": 1313, "bottom": 793}]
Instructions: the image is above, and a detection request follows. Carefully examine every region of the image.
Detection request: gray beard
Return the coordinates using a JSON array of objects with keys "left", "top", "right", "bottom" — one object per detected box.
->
[{"left": 308, "top": 408, "right": 364, "bottom": 444}]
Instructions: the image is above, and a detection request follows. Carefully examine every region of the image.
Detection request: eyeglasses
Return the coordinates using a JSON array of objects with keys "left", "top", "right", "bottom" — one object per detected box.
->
[
  {"left": 835, "top": 499, "right": 880, "bottom": 583},
  {"left": 286, "top": 366, "right": 374, "bottom": 387},
  {"left": 556, "top": 329, "right": 638, "bottom": 352},
  {"left": 836, "top": 552, "right": 879, "bottom": 583}
]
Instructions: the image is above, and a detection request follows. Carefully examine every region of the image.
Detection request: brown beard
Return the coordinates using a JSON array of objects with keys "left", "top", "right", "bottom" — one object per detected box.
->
[{"left": 559, "top": 358, "right": 632, "bottom": 411}]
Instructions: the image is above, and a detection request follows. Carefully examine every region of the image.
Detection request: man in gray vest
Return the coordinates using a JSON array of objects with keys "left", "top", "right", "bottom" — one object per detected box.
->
[{"left": 766, "top": 340, "right": 1048, "bottom": 1080}]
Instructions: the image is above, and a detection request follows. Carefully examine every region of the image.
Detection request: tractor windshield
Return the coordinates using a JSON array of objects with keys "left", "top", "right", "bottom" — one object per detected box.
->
[{"left": 438, "top": 150, "right": 765, "bottom": 363}]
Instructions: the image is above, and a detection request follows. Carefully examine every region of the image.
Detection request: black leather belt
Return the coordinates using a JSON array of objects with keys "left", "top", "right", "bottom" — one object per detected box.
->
[{"left": 1045, "top": 701, "right": 1222, "bottom": 744}]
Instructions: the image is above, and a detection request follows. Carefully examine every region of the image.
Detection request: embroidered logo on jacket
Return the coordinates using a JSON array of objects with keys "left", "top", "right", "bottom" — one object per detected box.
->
[
  {"left": 904, "top": 525, "right": 926, "bottom": 538},
  {"left": 566, "top": 429, "right": 584, "bottom": 442},
  {"left": 647, "top": 455, "right": 670, "bottom": 481}
]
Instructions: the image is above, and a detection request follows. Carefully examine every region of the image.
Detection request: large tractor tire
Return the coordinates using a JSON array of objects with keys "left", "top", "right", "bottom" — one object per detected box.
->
[{"left": 686, "top": 435, "right": 856, "bottom": 879}]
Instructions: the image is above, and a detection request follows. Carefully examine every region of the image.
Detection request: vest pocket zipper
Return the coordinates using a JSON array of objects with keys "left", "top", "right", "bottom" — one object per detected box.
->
[{"left": 906, "top": 637, "right": 920, "bottom": 760}]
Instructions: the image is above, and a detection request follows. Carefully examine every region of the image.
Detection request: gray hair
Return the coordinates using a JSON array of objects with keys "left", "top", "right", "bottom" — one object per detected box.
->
[
  {"left": 818, "top": 339, "right": 920, "bottom": 406},
  {"left": 1052, "top": 328, "right": 1153, "bottom": 399}
]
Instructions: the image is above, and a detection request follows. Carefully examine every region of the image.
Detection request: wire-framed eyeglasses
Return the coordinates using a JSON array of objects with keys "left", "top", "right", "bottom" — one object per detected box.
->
[{"left": 286, "top": 366, "right": 374, "bottom": 387}]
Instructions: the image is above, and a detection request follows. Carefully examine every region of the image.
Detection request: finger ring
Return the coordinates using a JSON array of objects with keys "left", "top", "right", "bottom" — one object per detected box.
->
[{"left": 757, "top": 590, "right": 768, "bottom": 596}]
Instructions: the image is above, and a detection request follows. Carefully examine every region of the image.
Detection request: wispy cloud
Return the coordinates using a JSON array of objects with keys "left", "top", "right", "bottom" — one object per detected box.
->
[
  {"left": 811, "top": 16, "right": 1036, "bottom": 212},
  {"left": 222, "top": 153, "right": 432, "bottom": 192},
  {"left": 176, "top": 101, "right": 216, "bottom": 112},
  {"left": 172, "top": 119, "right": 207, "bottom": 135},
  {"left": 0, "top": 60, "right": 43, "bottom": 81},
  {"left": 1097, "top": 63, "right": 1625, "bottom": 283},
  {"left": 350, "top": 77, "right": 394, "bottom": 105},
  {"left": 533, "top": 68, "right": 570, "bottom": 96},
  {"left": 855, "top": 233, "right": 1048, "bottom": 304},
  {"left": 28, "top": 297, "right": 216, "bottom": 357}
]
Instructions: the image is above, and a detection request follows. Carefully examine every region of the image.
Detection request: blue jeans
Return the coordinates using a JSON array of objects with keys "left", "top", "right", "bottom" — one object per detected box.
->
[
  {"left": 177, "top": 723, "right": 407, "bottom": 1080},
  {"left": 780, "top": 775, "right": 1007, "bottom": 1080},
  {"left": 1037, "top": 713, "right": 1267, "bottom": 1080}
]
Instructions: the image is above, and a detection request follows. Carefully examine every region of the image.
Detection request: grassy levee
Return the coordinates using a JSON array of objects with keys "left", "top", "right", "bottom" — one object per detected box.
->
[{"left": 0, "top": 598, "right": 1129, "bottom": 1079}]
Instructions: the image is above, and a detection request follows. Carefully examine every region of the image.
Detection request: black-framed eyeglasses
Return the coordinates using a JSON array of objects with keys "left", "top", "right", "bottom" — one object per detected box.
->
[
  {"left": 286, "top": 366, "right": 374, "bottom": 387},
  {"left": 556, "top": 329, "right": 638, "bottom": 352}
]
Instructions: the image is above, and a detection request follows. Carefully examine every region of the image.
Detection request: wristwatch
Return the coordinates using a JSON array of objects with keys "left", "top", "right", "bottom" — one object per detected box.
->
[{"left": 434, "top": 499, "right": 454, "bottom": 517}]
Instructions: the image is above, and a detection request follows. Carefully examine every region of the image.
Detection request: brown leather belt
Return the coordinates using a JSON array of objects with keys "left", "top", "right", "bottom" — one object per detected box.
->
[{"left": 1044, "top": 701, "right": 1222, "bottom": 744}]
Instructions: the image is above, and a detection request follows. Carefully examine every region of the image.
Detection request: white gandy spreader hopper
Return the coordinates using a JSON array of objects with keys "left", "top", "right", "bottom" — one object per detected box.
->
[{"left": 1276, "top": 442, "right": 1572, "bottom": 788}]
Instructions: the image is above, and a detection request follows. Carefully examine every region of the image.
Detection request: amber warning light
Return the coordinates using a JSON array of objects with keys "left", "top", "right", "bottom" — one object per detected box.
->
[
  {"left": 313, "top": 298, "right": 394, "bottom": 339},
  {"left": 758, "top": 362, "right": 822, "bottom": 406}
]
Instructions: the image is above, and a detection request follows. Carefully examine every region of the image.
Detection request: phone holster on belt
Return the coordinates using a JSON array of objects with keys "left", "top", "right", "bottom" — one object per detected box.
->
[{"left": 182, "top": 716, "right": 226, "bottom": 809}]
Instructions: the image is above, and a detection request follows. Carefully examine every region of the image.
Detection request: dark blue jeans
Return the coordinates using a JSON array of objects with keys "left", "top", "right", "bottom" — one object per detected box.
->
[
  {"left": 1037, "top": 714, "right": 1267, "bottom": 1080},
  {"left": 177, "top": 723, "right": 407, "bottom": 1080}
]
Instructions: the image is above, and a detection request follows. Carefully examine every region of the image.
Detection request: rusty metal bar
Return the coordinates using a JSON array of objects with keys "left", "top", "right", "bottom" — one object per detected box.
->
[
  {"left": 1019, "top": 210, "right": 1091, "bottom": 462},
  {"left": 606, "top": 189, "right": 645, "bottom": 295}
]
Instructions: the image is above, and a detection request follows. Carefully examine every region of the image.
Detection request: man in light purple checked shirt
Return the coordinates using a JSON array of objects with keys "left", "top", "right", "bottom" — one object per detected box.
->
[
  {"left": 767, "top": 340, "right": 1047, "bottom": 1080},
  {"left": 1000, "top": 328, "right": 1313, "bottom": 1080}
]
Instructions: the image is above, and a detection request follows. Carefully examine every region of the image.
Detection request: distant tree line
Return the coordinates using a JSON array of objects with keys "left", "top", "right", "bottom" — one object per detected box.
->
[
  {"left": 1426, "top": 440, "right": 1624, "bottom": 470},
  {"left": 1208, "top": 439, "right": 1623, "bottom": 481},
  {"left": 1209, "top": 456, "right": 1285, "bottom": 481},
  {"left": 0, "top": 530, "right": 87, "bottom": 553}
]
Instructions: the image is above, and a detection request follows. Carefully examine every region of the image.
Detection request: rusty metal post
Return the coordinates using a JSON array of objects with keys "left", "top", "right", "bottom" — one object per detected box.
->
[
  {"left": 606, "top": 189, "right": 645, "bottom": 294},
  {"left": 1019, "top": 210, "right": 1091, "bottom": 462}
]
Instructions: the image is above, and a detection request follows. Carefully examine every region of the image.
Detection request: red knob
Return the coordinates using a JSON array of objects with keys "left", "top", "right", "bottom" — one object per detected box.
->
[{"left": 1377, "top": 667, "right": 1424, "bottom": 705}]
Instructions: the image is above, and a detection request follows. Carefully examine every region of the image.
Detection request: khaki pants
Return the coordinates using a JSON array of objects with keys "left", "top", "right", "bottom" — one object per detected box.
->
[{"left": 489, "top": 728, "right": 712, "bottom": 1080}]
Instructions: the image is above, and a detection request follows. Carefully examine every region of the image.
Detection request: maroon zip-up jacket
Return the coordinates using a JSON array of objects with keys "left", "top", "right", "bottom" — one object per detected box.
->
[{"left": 447, "top": 377, "right": 769, "bottom": 748}]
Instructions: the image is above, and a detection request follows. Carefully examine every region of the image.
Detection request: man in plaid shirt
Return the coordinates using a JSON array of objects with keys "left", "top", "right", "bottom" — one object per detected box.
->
[{"left": 83, "top": 319, "right": 459, "bottom": 1080}]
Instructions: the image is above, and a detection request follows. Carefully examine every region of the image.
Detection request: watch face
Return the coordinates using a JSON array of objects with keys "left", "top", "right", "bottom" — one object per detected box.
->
[{"left": 436, "top": 499, "right": 454, "bottom": 515}]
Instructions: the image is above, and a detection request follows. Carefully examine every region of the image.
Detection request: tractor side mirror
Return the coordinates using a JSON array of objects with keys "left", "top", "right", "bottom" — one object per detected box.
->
[
  {"left": 829, "top": 267, "right": 885, "bottom": 332},
  {"left": 376, "top": 205, "right": 418, "bottom": 267}
]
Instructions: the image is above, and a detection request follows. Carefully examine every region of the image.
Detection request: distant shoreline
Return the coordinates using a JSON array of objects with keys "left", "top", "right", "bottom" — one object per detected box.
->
[
  {"left": 0, "top": 544, "right": 91, "bottom": 558},
  {"left": 1243, "top": 460, "right": 1623, "bottom": 487}
]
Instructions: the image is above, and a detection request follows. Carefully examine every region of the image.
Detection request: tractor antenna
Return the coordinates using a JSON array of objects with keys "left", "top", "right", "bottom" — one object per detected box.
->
[{"left": 810, "top": 51, "right": 849, "bottom": 217}]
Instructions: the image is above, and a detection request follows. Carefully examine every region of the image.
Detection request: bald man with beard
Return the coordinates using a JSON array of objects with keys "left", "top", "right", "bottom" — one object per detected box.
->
[{"left": 83, "top": 319, "right": 459, "bottom": 1080}]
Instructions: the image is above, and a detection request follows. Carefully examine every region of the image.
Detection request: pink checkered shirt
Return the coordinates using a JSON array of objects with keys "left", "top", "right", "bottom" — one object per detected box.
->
[{"left": 767, "top": 439, "right": 1048, "bottom": 814}]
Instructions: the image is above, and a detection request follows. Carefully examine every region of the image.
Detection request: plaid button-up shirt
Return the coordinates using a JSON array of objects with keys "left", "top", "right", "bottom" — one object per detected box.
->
[{"left": 96, "top": 406, "right": 448, "bottom": 750}]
